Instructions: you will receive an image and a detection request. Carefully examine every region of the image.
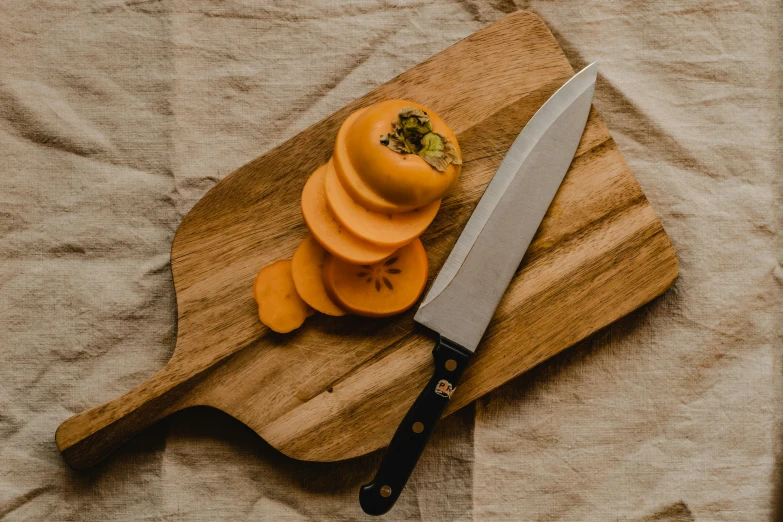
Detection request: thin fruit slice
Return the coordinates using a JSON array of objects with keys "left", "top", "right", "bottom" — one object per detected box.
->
[
  {"left": 323, "top": 239, "right": 428, "bottom": 318},
  {"left": 333, "top": 108, "right": 415, "bottom": 214},
  {"left": 292, "top": 235, "right": 347, "bottom": 316},
  {"left": 324, "top": 158, "right": 440, "bottom": 248},
  {"left": 254, "top": 259, "right": 312, "bottom": 333},
  {"left": 301, "top": 163, "right": 396, "bottom": 264}
]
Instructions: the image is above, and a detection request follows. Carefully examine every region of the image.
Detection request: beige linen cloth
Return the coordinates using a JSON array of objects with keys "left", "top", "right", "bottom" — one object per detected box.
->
[{"left": 1, "top": 1, "right": 780, "bottom": 520}]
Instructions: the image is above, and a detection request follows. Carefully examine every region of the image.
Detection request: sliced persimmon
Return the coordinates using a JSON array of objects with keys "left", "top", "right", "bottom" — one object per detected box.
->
[
  {"left": 323, "top": 239, "right": 428, "bottom": 318},
  {"left": 347, "top": 100, "right": 461, "bottom": 207},
  {"left": 333, "top": 108, "right": 416, "bottom": 214},
  {"left": 324, "top": 158, "right": 440, "bottom": 248},
  {"left": 301, "top": 163, "right": 396, "bottom": 264},
  {"left": 292, "top": 235, "right": 347, "bottom": 316},
  {"left": 254, "top": 259, "right": 312, "bottom": 333},
  {"left": 333, "top": 101, "right": 461, "bottom": 213}
]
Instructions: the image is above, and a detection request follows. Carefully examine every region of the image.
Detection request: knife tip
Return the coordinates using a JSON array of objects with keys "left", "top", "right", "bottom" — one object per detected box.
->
[{"left": 581, "top": 62, "right": 598, "bottom": 81}]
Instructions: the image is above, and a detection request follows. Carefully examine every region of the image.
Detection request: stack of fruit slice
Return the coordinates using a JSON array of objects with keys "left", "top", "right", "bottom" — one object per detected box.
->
[{"left": 253, "top": 100, "right": 462, "bottom": 332}]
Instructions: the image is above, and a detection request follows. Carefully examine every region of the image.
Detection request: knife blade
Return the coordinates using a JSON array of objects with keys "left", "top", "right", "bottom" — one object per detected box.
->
[{"left": 359, "top": 62, "right": 598, "bottom": 516}]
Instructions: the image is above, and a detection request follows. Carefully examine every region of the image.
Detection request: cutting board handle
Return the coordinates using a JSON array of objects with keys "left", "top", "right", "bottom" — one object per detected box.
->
[{"left": 55, "top": 364, "right": 194, "bottom": 469}]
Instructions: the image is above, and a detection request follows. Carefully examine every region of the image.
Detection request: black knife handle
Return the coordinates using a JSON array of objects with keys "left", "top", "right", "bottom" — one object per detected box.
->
[{"left": 359, "top": 336, "right": 472, "bottom": 516}]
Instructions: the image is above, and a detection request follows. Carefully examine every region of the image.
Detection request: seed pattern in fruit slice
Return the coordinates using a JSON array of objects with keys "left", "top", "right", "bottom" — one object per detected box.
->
[
  {"left": 324, "top": 158, "right": 440, "bottom": 248},
  {"left": 301, "top": 163, "right": 396, "bottom": 264},
  {"left": 292, "top": 235, "right": 347, "bottom": 316},
  {"left": 333, "top": 108, "right": 417, "bottom": 214},
  {"left": 323, "top": 239, "right": 428, "bottom": 318},
  {"left": 254, "top": 259, "right": 312, "bottom": 333}
]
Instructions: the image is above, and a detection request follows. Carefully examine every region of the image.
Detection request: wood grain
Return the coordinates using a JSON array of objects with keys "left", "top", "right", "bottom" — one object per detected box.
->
[{"left": 55, "top": 11, "right": 678, "bottom": 468}]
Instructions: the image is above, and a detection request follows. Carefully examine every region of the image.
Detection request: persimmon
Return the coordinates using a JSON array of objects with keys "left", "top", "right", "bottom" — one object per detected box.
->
[
  {"left": 302, "top": 163, "right": 397, "bottom": 264},
  {"left": 333, "top": 100, "right": 461, "bottom": 213},
  {"left": 333, "top": 108, "right": 409, "bottom": 214},
  {"left": 324, "top": 158, "right": 440, "bottom": 248},
  {"left": 254, "top": 259, "right": 312, "bottom": 333},
  {"left": 292, "top": 235, "right": 347, "bottom": 316},
  {"left": 322, "top": 239, "right": 428, "bottom": 318}
]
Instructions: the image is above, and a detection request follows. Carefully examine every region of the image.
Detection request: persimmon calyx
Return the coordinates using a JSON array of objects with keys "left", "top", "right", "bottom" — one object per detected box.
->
[{"left": 380, "top": 107, "right": 462, "bottom": 172}]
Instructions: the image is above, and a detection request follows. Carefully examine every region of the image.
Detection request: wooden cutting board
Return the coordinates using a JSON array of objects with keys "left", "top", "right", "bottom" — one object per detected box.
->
[{"left": 56, "top": 11, "right": 678, "bottom": 469}]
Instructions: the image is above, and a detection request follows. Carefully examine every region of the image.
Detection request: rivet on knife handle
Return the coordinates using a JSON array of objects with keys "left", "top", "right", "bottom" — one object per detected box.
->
[{"left": 359, "top": 337, "right": 471, "bottom": 516}]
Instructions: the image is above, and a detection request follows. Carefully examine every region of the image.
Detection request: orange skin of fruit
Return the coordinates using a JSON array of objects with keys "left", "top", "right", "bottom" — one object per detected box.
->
[
  {"left": 333, "top": 100, "right": 461, "bottom": 213},
  {"left": 292, "top": 235, "right": 347, "bottom": 316},
  {"left": 322, "top": 239, "right": 428, "bottom": 318},
  {"left": 324, "top": 158, "right": 440, "bottom": 249},
  {"left": 301, "top": 163, "right": 396, "bottom": 264},
  {"left": 253, "top": 259, "right": 312, "bottom": 333}
]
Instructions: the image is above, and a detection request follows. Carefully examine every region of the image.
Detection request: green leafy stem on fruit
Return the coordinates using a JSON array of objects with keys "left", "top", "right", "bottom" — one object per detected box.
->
[{"left": 380, "top": 107, "right": 462, "bottom": 172}]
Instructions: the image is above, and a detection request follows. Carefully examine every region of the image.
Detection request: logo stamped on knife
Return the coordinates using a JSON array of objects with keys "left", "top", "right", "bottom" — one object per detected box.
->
[{"left": 434, "top": 379, "right": 455, "bottom": 398}]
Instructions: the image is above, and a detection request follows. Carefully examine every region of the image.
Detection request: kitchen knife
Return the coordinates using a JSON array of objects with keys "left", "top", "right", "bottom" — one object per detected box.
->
[{"left": 359, "top": 62, "right": 598, "bottom": 516}]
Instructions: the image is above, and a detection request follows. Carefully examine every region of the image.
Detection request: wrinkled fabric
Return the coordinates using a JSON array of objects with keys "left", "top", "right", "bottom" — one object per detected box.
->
[{"left": 0, "top": 1, "right": 780, "bottom": 520}]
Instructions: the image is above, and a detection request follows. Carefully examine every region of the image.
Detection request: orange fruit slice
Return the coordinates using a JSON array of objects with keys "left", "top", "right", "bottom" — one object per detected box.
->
[
  {"left": 292, "top": 235, "right": 347, "bottom": 316},
  {"left": 301, "top": 163, "right": 396, "bottom": 264},
  {"left": 323, "top": 239, "right": 428, "bottom": 317},
  {"left": 253, "top": 259, "right": 312, "bottom": 333},
  {"left": 324, "top": 158, "right": 440, "bottom": 248}
]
